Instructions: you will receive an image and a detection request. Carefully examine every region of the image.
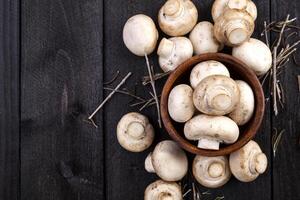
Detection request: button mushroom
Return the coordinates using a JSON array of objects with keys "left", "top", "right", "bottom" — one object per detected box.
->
[
  {"left": 117, "top": 112, "right": 154, "bottom": 152},
  {"left": 229, "top": 80, "right": 255, "bottom": 125},
  {"left": 158, "top": 37, "right": 193, "bottom": 72},
  {"left": 193, "top": 155, "right": 231, "bottom": 188},
  {"left": 158, "top": 0, "right": 198, "bottom": 36},
  {"left": 144, "top": 140, "right": 188, "bottom": 181},
  {"left": 184, "top": 114, "right": 239, "bottom": 150},
  {"left": 189, "top": 21, "right": 223, "bottom": 55},
  {"left": 144, "top": 180, "right": 182, "bottom": 200},
  {"left": 123, "top": 14, "right": 158, "bottom": 56},
  {"left": 229, "top": 140, "right": 268, "bottom": 182},
  {"left": 189, "top": 60, "right": 230, "bottom": 89},
  {"left": 214, "top": 9, "right": 255, "bottom": 46},
  {"left": 212, "top": 0, "right": 257, "bottom": 22},
  {"left": 232, "top": 38, "right": 272, "bottom": 76},
  {"left": 168, "top": 84, "right": 195, "bottom": 123},
  {"left": 193, "top": 75, "right": 240, "bottom": 116}
]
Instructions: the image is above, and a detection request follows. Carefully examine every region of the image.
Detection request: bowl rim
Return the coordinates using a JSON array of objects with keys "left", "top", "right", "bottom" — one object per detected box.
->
[{"left": 160, "top": 53, "right": 265, "bottom": 156}]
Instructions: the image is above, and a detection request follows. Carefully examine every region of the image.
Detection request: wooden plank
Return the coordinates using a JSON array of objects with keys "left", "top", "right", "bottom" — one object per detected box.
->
[
  {"left": 271, "top": 1, "right": 300, "bottom": 199},
  {"left": 0, "top": 0, "right": 20, "bottom": 199},
  {"left": 104, "top": 0, "right": 272, "bottom": 199},
  {"left": 21, "top": 0, "right": 104, "bottom": 199}
]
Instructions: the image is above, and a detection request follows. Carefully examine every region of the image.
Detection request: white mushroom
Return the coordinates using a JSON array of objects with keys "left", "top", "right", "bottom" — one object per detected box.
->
[
  {"left": 193, "top": 75, "right": 240, "bottom": 116},
  {"left": 123, "top": 14, "right": 159, "bottom": 56},
  {"left": 229, "top": 140, "right": 268, "bottom": 182},
  {"left": 214, "top": 9, "right": 255, "bottom": 46},
  {"left": 212, "top": 0, "right": 257, "bottom": 22},
  {"left": 232, "top": 38, "right": 272, "bottom": 76},
  {"left": 144, "top": 180, "right": 182, "bottom": 200},
  {"left": 184, "top": 114, "right": 239, "bottom": 150},
  {"left": 117, "top": 112, "right": 154, "bottom": 152},
  {"left": 189, "top": 21, "right": 223, "bottom": 55},
  {"left": 229, "top": 80, "right": 255, "bottom": 125},
  {"left": 144, "top": 140, "right": 188, "bottom": 181},
  {"left": 193, "top": 155, "right": 231, "bottom": 188},
  {"left": 168, "top": 84, "right": 195, "bottom": 123},
  {"left": 190, "top": 60, "right": 230, "bottom": 89},
  {"left": 158, "top": 0, "right": 198, "bottom": 36},
  {"left": 158, "top": 37, "right": 193, "bottom": 72}
]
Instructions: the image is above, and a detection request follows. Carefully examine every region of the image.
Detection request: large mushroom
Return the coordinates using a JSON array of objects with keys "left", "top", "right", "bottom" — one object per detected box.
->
[
  {"left": 193, "top": 75, "right": 240, "bottom": 116},
  {"left": 193, "top": 155, "right": 231, "bottom": 188},
  {"left": 158, "top": 0, "right": 198, "bottom": 36},
  {"left": 144, "top": 180, "right": 182, "bottom": 200},
  {"left": 189, "top": 21, "right": 223, "bottom": 55},
  {"left": 168, "top": 84, "right": 195, "bottom": 123},
  {"left": 232, "top": 38, "right": 272, "bottom": 76},
  {"left": 189, "top": 60, "right": 230, "bottom": 89},
  {"left": 212, "top": 0, "right": 257, "bottom": 22},
  {"left": 229, "top": 80, "right": 255, "bottom": 125},
  {"left": 145, "top": 140, "right": 188, "bottom": 181},
  {"left": 229, "top": 140, "right": 268, "bottom": 182},
  {"left": 184, "top": 114, "right": 239, "bottom": 150},
  {"left": 158, "top": 37, "right": 193, "bottom": 72},
  {"left": 214, "top": 9, "right": 255, "bottom": 46},
  {"left": 117, "top": 112, "right": 154, "bottom": 152},
  {"left": 123, "top": 14, "right": 158, "bottom": 56}
]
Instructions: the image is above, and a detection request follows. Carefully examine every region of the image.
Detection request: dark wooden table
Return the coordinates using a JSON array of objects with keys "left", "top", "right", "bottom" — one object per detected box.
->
[{"left": 1, "top": 0, "right": 300, "bottom": 199}]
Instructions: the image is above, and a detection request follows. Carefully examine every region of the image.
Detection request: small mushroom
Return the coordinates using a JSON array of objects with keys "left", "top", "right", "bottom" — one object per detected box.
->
[
  {"left": 214, "top": 9, "right": 255, "bottom": 46},
  {"left": 144, "top": 180, "right": 182, "bottom": 200},
  {"left": 158, "top": 0, "right": 198, "bottom": 36},
  {"left": 229, "top": 80, "right": 255, "bottom": 125},
  {"left": 184, "top": 114, "right": 239, "bottom": 150},
  {"left": 123, "top": 14, "right": 159, "bottom": 56},
  {"left": 168, "top": 84, "right": 195, "bottom": 123},
  {"left": 212, "top": 0, "right": 257, "bottom": 22},
  {"left": 158, "top": 37, "right": 193, "bottom": 72},
  {"left": 193, "top": 75, "right": 240, "bottom": 116},
  {"left": 190, "top": 60, "right": 230, "bottom": 89},
  {"left": 229, "top": 140, "right": 268, "bottom": 182},
  {"left": 189, "top": 21, "right": 223, "bottom": 55},
  {"left": 232, "top": 38, "right": 272, "bottom": 76},
  {"left": 144, "top": 140, "right": 188, "bottom": 181},
  {"left": 117, "top": 112, "right": 154, "bottom": 152},
  {"left": 193, "top": 155, "right": 231, "bottom": 188}
]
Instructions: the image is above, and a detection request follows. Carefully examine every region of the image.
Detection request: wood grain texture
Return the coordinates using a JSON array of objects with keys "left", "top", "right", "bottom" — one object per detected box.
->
[
  {"left": 0, "top": 0, "right": 20, "bottom": 200},
  {"left": 21, "top": 0, "right": 104, "bottom": 199},
  {"left": 271, "top": 1, "right": 300, "bottom": 199}
]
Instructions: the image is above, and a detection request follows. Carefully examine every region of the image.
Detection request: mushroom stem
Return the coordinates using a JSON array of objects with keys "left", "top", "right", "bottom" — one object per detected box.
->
[
  {"left": 127, "top": 122, "right": 145, "bottom": 139},
  {"left": 208, "top": 162, "right": 224, "bottom": 178},
  {"left": 198, "top": 138, "right": 220, "bottom": 150},
  {"left": 250, "top": 152, "right": 268, "bottom": 174},
  {"left": 157, "top": 38, "right": 175, "bottom": 58},
  {"left": 145, "top": 153, "right": 155, "bottom": 173}
]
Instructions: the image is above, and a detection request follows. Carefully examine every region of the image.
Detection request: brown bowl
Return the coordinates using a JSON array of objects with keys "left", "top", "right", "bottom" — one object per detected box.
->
[{"left": 160, "top": 53, "right": 265, "bottom": 156}]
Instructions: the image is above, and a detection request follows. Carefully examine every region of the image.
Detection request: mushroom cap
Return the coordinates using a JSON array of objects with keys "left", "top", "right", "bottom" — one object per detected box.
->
[
  {"left": 193, "top": 155, "right": 231, "bottom": 188},
  {"left": 229, "top": 80, "right": 255, "bottom": 125},
  {"left": 189, "top": 21, "right": 223, "bottom": 55},
  {"left": 184, "top": 114, "right": 239, "bottom": 150},
  {"left": 214, "top": 9, "right": 255, "bottom": 46},
  {"left": 212, "top": 0, "right": 257, "bottom": 21},
  {"left": 232, "top": 38, "right": 272, "bottom": 76},
  {"left": 152, "top": 140, "right": 188, "bottom": 181},
  {"left": 193, "top": 75, "right": 240, "bottom": 116},
  {"left": 123, "top": 14, "right": 158, "bottom": 56},
  {"left": 158, "top": 0, "right": 198, "bottom": 36},
  {"left": 117, "top": 112, "right": 154, "bottom": 152},
  {"left": 168, "top": 84, "right": 195, "bottom": 123},
  {"left": 229, "top": 140, "right": 268, "bottom": 182},
  {"left": 158, "top": 37, "right": 193, "bottom": 72},
  {"left": 144, "top": 180, "right": 182, "bottom": 200},
  {"left": 190, "top": 60, "right": 230, "bottom": 89}
]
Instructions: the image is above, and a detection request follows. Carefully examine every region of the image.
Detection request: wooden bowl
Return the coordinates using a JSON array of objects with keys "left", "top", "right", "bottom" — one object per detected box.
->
[{"left": 160, "top": 53, "right": 265, "bottom": 156}]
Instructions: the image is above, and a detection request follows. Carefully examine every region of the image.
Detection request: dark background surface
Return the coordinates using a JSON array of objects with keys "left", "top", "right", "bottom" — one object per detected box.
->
[{"left": 0, "top": 0, "right": 299, "bottom": 199}]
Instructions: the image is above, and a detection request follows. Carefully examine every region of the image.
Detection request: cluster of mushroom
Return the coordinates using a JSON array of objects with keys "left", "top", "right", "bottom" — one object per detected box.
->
[{"left": 169, "top": 60, "right": 254, "bottom": 150}]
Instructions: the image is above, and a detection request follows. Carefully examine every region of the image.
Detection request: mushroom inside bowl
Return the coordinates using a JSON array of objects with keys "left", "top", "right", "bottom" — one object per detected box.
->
[{"left": 160, "top": 53, "right": 265, "bottom": 156}]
